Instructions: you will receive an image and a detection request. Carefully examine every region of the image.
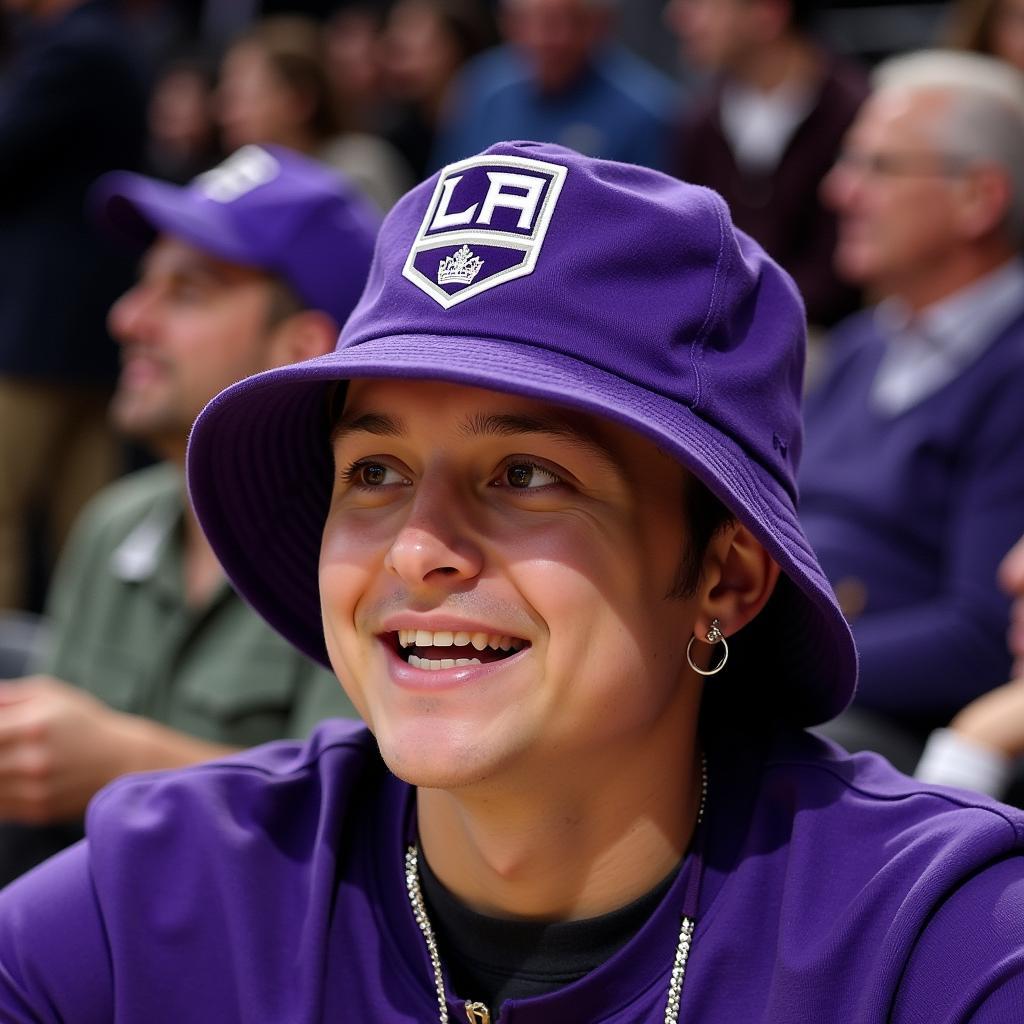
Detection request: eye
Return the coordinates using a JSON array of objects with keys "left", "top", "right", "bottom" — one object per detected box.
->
[
  {"left": 499, "top": 461, "right": 563, "bottom": 490},
  {"left": 342, "top": 460, "right": 409, "bottom": 488}
]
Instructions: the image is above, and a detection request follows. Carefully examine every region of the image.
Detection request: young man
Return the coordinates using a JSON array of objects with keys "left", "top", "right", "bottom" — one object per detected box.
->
[
  {"left": 0, "top": 142, "right": 1021, "bottom": 1021},
  {"left": 0, "top": 145, "right": 375, "bottom": 883}
]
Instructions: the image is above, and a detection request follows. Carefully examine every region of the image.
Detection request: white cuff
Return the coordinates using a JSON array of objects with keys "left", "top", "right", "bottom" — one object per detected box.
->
[{"left": 914, "top": 728, "right": 1016, "bottom": 798}]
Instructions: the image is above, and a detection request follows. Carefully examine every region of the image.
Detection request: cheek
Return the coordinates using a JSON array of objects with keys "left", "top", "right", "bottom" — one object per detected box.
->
[
  {"left": 319, "top": 516, "right": 389, "bottom": 716},
  {"left": 509, "top": 524, "right": 685, "bottom": 687},
  {"left": 319, "top": 510, "right": 389, "bottom": 617}
]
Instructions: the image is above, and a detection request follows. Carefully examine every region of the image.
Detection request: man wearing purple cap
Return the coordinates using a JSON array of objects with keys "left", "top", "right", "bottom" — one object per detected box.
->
[
  {"left": 0, "top": 146, "right": 376, "bottom": 884},
  {"left": 0, "top": 142, "right": 1021, "bottom": 1020}
]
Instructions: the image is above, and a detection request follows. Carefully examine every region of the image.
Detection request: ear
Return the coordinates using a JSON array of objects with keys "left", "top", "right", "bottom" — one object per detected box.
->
[
  {"left": 692, "top": 522, "right": 780, "bottom": 651},
  {"left": 265, "top": 310, "right": 339, "bottom": 369},
  {"left": 954, "top": 163, "right": 1013, "bottom": 241}
]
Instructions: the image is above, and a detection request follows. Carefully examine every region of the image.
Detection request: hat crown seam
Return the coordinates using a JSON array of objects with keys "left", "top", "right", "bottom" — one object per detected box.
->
[{"left": 687, "top": 191, "right": 730, "bottom": 414}]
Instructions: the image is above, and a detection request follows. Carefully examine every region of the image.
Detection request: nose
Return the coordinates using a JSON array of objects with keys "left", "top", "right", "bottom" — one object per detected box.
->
[
  {"left": 820, "top": 154, "right": 861, "bottom": 214},
  {"left": 385, "top": 475, "right": 484, "bottom": 591},
  {"left": 108, "top": 282, "right": 157, "bottom": 348}
]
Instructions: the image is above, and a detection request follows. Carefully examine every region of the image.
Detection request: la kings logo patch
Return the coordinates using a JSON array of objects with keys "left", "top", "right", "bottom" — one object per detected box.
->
[{"left": 402, "top": 154, "right": 568, "bottom": 308}]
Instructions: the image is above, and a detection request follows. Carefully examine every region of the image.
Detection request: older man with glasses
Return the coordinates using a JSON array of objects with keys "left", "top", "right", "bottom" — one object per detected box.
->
[{"left": 803, "top": 50, "right": 1024, "bottom": 771}]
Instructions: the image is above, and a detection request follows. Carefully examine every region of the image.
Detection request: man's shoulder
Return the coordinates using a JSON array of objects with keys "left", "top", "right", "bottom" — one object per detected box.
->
[
  {"left": 703, "top": 730, "right": 1024, "bottom": 1019},
  {"left": 73, "top": 463, "right": 181, "bottom": 538},
  {"left": 453, "top": 46, "right": 529, "bottom": 103},
  {"left": 752, "top": 730, "right": 1024, "bottom": 897},
  {"left": 593, "top": 46, "right": 678, "bottom": 119},
  {"left": 86, "top": 720, "right": 388, "bottom": 871},
  {"left": 814, "top": 50, "right": 870, "bottom": 116},
  {"left": 765, "top": 730, "right": 1024, "bottom": 836},
  {"left": 90, "top": 719, "right": 379, "bottom": 830}
]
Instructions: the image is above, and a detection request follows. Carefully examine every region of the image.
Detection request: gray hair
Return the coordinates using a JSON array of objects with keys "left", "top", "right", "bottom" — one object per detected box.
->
[{"left": 873, "top": 49, "right": 1024, "bottom": 245}]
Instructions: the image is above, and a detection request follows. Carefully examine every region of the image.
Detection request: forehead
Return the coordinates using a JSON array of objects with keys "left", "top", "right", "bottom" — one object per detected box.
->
[
  {"left": 850, "top": 87, "right": 950, "bottom": 149},
  {"left": 142, "top": 235, "right": 270, "bottom": 288},
  {"left": 337, "top": 377, "right": 682, "bottom": 473}
]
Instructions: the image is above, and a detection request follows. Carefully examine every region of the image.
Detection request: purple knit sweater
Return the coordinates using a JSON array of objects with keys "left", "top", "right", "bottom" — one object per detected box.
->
[{"left": 800, "top": 307, "right": 1024, "bottom": 732}]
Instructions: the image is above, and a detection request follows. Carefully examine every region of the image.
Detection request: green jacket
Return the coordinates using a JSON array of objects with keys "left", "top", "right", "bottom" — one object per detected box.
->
[{"left": 36, "top": 462, "right": 358, "bottom": 748}]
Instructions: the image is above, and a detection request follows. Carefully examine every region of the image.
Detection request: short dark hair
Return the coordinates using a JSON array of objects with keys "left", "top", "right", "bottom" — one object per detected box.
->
[
  {"left": 264, "top": 278, "right": 306, "bottom": 330},
  {"left": 667, "top": 477, "right": 735, "bottom": 599}
]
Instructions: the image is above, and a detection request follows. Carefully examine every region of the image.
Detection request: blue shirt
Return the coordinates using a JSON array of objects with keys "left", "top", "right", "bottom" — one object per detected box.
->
[{"left": 433, "top": 45, "right": 679, "bottom": 173}]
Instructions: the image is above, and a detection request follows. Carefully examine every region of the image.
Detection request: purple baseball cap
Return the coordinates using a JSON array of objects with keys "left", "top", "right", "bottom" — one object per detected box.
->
[
  {"left": 187, "top": 140, "right": 857, "bottom": 726},
  {"left": 92, "top": 145, "right": 380, "bottom": 327}
]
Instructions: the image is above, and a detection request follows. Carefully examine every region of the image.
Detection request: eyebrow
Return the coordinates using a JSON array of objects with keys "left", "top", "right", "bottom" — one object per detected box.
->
[
  {"left": 331, "top": 408, "right": 621, "bottom": 474},
  {"left": 459, "top": 412, "right": 621, "bottom": 473},
  {"left": 331, "top": 411, "right": 408, "bottom": 445}
]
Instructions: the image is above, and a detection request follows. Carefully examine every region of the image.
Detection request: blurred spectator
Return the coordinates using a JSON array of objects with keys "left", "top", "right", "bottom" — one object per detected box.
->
[
  {"left": 378, "top": 0, "right": 497, "bottom": 178},
  {"left": 802, "top": 51, "right": 1024, "bottom": 770},
  {"left": 0, "top": 146, "right": 375, "bottom": 884},
  {"left": 667, "top": 0, "right": 866, "bottom": 329},
  {"left": 916, "top": 533, "right": 1024, "bottom": 800},
  {"left": 217, "top": 15, "right": 413, "bottom": 210},
  {"left": 324, "top": 3, "right": 386, "bottom": 133},
  {"left": 0, "top": 0, "right": 146, "bottom": 612},
  {"left": 950, "top": 0, "right": 1024, "bottom": 71},
  {"left": 434, "top": 0, "right": 678, "bottom": 171},
  {"left": 145, "top": 55, "right": 222, "bottom": 183}
]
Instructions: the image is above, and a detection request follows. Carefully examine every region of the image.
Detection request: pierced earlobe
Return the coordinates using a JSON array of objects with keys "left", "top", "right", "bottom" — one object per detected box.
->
[{"left": 686, "top": 618, "right": 729, "bottom": 677}]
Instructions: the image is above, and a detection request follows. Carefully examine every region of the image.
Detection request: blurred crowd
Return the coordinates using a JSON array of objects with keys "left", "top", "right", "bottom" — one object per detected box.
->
[{"left": 4, "top": 0, "right": 1024, "bottom": 882}]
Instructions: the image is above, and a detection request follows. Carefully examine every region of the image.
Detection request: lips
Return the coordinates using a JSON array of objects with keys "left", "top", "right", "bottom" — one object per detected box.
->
[{"left": 387, "top": 628, "right": 528, "bottom": 671}]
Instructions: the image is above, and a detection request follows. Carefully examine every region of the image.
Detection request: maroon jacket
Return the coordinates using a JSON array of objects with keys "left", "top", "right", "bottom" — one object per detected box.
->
[{"left": 674, "top": 53, "right": 867, "bottom": 327}]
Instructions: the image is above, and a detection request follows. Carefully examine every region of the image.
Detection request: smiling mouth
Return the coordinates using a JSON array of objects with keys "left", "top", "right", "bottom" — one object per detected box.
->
[{"left": 387, "top": 629, "right": 528, "bottom": 671}]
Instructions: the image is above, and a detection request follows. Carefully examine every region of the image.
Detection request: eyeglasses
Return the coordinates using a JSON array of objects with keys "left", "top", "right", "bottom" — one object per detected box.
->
[{"left": 832, "top": 149, "right": 973, "bottom": 179}]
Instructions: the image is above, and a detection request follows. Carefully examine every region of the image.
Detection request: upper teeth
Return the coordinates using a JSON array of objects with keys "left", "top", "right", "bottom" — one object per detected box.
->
[{"left": 397, "top": 629, "right": 524, "bottom": 652}]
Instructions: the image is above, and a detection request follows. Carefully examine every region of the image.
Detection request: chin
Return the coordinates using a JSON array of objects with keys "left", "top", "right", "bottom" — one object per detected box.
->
[{"left": 372, "top": 718, "right": 517, "bottom": 791}]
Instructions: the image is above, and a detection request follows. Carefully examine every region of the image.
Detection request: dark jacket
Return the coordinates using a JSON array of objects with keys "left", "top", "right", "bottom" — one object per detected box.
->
[
  {"left": 674, "top": 52, "right": 866, "bottom": 328},
  {"left": 0, "top": 0, "right": 146, "bottom": 383}
]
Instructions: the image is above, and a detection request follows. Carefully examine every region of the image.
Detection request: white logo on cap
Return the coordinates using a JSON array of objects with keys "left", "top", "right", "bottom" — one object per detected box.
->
[
  {"left": 403, "top": 153, "right": 568, "bottom": 309},
  {"left": 196, "top": 146, "right": 280, "bottom": 203}
]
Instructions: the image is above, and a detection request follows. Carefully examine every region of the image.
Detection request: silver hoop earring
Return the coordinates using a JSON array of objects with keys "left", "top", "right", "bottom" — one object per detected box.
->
[{"left": 686, "top": 618, "right": 729, "bottom": 676}]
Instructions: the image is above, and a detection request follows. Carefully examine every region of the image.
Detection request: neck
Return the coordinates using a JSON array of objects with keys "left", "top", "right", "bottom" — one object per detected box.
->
[
  {"left": 885, "top": 244, "right": 1015, "bottom": 313},
  {"left": 731, "top": 34, "right": 819, "bottom": 94},
  {"left": 417, "top": 708, "right": 702, "bottom": 922}
]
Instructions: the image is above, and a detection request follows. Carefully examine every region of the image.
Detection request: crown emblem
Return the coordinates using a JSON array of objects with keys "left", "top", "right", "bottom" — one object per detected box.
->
[{"left": 437, "top": 244, "right": 484, "bottom": 286}]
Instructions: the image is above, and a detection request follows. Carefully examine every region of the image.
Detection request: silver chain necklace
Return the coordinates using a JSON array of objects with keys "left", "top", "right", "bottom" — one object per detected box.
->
[{"left": 405, "top": 755, "right": 708, "bottom": 1024}]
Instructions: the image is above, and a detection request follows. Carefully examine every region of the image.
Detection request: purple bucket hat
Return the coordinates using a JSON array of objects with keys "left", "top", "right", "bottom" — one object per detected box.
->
[
  {"left": 187, "top": 140, "right": 857, "bottom": 727},
  {"left": 91, "top": 145, "right": 380, "bottom": 326}
]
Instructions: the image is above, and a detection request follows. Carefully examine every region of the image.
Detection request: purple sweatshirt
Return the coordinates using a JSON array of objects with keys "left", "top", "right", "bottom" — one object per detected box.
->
[
  {"left": 0, "top": 719, "right": 1021, "bottom": 1022},
  {"left": 801, "top": 308, "right": 1024, "bottom": 731}
]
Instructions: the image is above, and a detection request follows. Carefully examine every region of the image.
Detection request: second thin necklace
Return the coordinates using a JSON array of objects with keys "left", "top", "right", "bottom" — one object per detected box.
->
[{"left": 405, "top": 753, "right": 709, "bottom": 1024}]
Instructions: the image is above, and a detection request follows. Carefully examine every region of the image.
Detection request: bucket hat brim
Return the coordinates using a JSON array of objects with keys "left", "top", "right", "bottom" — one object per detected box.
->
[{"left": 188, "top": 332, "right": 857, "bottom": 728}]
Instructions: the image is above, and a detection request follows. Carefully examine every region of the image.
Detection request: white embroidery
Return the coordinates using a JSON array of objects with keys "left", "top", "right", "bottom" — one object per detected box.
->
[
  {"left": 437, "top": 245, "right": 484, "bottom": 286},
  {"left": 403, "top": 153, "right": 568, "bottom": 309},
  {"left": 196, "top": 146, "right": 280, "bottom": 203}
]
